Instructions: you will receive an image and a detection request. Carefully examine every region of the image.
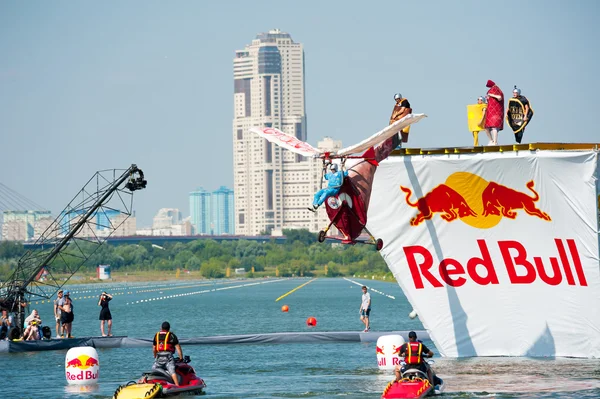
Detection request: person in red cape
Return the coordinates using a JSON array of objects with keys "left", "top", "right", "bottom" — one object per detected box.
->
[{"left": 484, "top": 80, "right": 504, "bottom": 145}]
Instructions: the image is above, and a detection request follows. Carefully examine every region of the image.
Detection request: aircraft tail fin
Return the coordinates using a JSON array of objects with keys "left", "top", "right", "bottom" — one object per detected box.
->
[{"left": 362, "top": 147, "right": 379, "bottom": 166}]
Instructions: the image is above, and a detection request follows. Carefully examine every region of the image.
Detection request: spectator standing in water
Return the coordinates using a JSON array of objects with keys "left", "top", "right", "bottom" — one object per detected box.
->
[
  {"left": 484, "top": 80, "right": 504, "bottom": 145},
  {"left": 98, "top": 291, "right": 113, "bottom": 337}
]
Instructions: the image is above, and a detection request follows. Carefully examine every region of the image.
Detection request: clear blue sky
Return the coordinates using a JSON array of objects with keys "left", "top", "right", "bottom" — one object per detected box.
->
[{"left": 1, "top": 1, "right": 598, "bottom": 227}]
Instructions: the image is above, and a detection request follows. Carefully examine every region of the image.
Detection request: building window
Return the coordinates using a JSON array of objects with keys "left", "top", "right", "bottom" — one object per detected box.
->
[{"left": 237, "top": 129, "right": 243, "bottom": 140}]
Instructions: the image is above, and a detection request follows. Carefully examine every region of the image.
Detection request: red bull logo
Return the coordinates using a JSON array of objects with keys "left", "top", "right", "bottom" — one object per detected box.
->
[
  {"left": 400, "top": 172, "right": 551, "bottom": 228},
  {"left": 66, "top": 354, "right": 99, "bottom": 381},
  {"left": 405, "top": 238, "right": 587, "bottom": 289}
]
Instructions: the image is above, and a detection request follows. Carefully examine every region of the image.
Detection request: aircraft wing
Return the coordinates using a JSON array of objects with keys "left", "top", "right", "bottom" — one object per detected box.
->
[
  {"left": 248, "top": 127, "right": 322, "bottom": 157},
  {"left": 335, "top": 113, "right": 427, "bottom": 156}
]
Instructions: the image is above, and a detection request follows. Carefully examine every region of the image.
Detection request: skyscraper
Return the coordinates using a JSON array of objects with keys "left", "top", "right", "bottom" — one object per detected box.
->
[
  {"left": 233, "top": 29, "right": 322, "bottom": 235},
  {"left": 212, "top": 186, "right": 234, "bottom": 235},
  {"left": 189, "top": 188, "right": 211, "bottom": 235}
]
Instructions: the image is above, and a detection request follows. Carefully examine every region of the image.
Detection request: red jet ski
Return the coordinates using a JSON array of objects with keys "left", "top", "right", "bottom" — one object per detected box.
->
[
  {"left": 381, "top": 364, "right": 444, "bottom": 399},
  {"left": 113, "top": 356, "right": 206, "bottom": 399}
]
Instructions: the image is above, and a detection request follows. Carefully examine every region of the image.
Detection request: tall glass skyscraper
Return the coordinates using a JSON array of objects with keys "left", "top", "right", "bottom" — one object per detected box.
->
[
  {"left": 212, "top": 186, "right": 234, "bottom": 235},
  {"left": 189, "top": 188, "right": 211, "bottom": 235},
  {"left": 189, "top": 187, "right": 235, "bottom": 235}
]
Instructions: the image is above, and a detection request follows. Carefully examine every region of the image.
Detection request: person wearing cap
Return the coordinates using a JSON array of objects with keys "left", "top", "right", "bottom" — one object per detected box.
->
[
  {"left": 507, "top": 86, "right": 531, "bottom": 144},
  {"left": 59, "top": 290, "right": 74, "bottom": 338},
  {"left": 307, "top": 163, "right": 349, "bottom": 212},
  {"left": 484, "top": 80, "right": 505, "bottom": 145},
  {"left": 152, "top": 321, "right": 183, "bottom": 386},
  {"left": 395, "top": 331, "right": 435, "bottom": 384},
  {"left": 54, "top": 290, "right": 64, "bottom": 338},
  {"left": 389, "top": 93, "right": 413, "bottom": 147}
]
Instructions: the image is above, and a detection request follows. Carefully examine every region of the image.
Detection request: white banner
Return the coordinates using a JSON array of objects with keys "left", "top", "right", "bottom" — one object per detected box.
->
[{"left": 368, "top": 150, "right": 600, "bottom": 358}]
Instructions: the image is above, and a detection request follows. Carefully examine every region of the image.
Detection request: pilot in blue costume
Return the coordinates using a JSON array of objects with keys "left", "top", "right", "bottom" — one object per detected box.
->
[{"left": 308, "top": 163, "right": 349, "bottom": 212}]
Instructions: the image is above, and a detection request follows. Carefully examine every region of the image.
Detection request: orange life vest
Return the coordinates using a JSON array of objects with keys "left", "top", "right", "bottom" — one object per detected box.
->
[
  {"left": 404, "top": 342, "right": 423, "bottom": 365},
  {"left": 155, "top": 331, "right": 175, "bottom": 353}
]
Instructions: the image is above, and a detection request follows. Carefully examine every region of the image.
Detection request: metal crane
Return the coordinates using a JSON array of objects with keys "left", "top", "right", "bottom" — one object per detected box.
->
[{"left": 0, "top": 164, "right": 147, "bottom": 332}]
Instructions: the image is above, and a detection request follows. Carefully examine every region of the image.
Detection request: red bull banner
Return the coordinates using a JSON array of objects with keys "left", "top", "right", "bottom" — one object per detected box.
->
[{"left": 368, "top": 149, "right": 600, "bottom": 358}]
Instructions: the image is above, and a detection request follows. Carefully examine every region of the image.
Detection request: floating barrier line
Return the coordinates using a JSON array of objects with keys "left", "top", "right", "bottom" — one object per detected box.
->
[
  {"left": 344, "top": 277, "right": 396, "bottom": 300},
  {"left": 127, "top": 278, "right": 289, "bottom": 305},
  {"left": 275, "top": 278, "right": 317, "bottom": 302}
]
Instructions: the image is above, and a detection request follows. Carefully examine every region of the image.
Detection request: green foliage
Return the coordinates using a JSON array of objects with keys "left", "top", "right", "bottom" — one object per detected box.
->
[
  {"left": 200, "top": 258, "right": 226, "bottom": 278},
  {"left": 0, "top": 230, "right": 392, "bottom": 280},
  {"left": 0, "top": 241, "right": 25, "bottom": 259}
]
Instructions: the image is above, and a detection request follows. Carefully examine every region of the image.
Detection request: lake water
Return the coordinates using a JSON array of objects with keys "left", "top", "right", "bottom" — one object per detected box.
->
[{"left": 2, "top": 277, "right": 599, "bottom": 399}]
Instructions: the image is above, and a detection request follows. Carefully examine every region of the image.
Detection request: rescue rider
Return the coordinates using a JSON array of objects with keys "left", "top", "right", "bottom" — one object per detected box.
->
[
  {"left": 394, "top": 331, "right": 434, "bottom": 384},
  {"left": 389, "top": 93, "right": 412, "bottom": 147},
  {"left": 152, "top": 321, "right": 184, "bottom": 386}
]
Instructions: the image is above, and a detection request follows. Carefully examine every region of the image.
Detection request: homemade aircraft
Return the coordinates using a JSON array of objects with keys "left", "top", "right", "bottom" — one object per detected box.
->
[{"left": 249, "top": 113, "right": 426, "bottom": 249}]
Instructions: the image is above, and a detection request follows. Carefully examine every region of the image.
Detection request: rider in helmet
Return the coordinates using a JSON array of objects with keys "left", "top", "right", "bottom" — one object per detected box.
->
[
  {"left": 308, "top": 163, "right": 349, "bottom": 212},
  {"left": 389, "top": 93, "right": 413, "bottom": 147},
  {"left": 152, "top": 321, "right": 184, "bottom": 386},
  {"left": 394, "top": 331, "right": 436, "bottom": 384}
]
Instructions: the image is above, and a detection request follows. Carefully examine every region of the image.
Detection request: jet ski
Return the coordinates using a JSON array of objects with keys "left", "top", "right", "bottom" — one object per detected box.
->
[
  {"left": 112, "top": 355, "right": 206, "bottom": 399},
  {"left": 381, "top": 363, "right": 444, "bottom": 399}
]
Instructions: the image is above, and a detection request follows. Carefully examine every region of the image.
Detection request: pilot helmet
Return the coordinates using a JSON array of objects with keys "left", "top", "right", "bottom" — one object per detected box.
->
[
  {"left": 394, "top": 93, "right": 402, "bottom": 100},
  {"left": 513, "top": 86, "right": 521, "bottom": 95},
  {"left": 330, "top": 163, "right": 339, "bottom": 172}
]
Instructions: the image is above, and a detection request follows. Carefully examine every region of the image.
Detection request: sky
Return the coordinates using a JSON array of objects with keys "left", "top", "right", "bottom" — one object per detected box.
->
[{"left": 1, "top": 1, "right": 599, "bottom": 227}]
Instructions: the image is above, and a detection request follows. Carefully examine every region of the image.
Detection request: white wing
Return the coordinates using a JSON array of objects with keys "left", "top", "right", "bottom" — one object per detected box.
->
[
  {"left": 248, "top": 127, "right": 321, "bottom": 157},
  {"left": 336, "top": 113, "right": 427, "bottom": 156}
]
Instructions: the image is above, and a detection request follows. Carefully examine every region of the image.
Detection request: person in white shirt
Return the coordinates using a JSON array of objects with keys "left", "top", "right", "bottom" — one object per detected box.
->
[{"left": 359, "top": 286, "right": 371, "bottom": 332}]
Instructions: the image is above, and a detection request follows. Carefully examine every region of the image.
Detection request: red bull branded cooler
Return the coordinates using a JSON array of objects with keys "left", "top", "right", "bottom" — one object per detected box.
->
[{"left": 369, "top": 143, "right": 600, "bottom": 358}]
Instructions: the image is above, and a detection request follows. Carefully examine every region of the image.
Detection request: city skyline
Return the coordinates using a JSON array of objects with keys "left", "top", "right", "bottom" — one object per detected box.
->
[{"left": 1, "top": 1, "right": 598, "bottom": 227}]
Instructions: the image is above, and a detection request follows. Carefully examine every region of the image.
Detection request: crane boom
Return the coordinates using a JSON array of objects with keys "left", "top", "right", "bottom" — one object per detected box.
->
[{"left": 0, "top": 164, "right": 147, "bottom": 331}]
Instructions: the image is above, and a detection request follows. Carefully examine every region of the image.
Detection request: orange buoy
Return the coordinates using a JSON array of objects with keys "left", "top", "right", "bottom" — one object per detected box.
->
[
  {"left": 281, "top": 305, "right": 289, "bottom": 312},
  {"left": 306, "top": 316, "right": 317, "bottom": 327}
]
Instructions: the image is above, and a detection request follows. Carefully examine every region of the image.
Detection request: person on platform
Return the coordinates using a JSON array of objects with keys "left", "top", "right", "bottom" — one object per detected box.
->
[
  {"left": 98, "top": 291, "right": 113, "bottom": 337},
  {"left": 152, "top": 321, "right": 184, "bottom": 387},
  {"left": 308, "top": 163, "right": 349, "bottom": 212},
  {"left": 24, "top": 309, "right": 42, "bottom": 326},
  {"left": 23, "top": 319, "right": 41, "bottom": 340},
  {"left": 484, "top": 80, "right": 504, "bottom": 145},
  {"left": 389, "top": 93, "right": 412, "bottom": 146},
  {"left": 359, "top": 286, "right": 371, "bottom": 332},
  {"left": 59, "top": 291, "right": 74, "bottom": 338},
  {"left": 54, "top": 290, "right": 64, "bottom": 338},
  {"left": 0, "top": 308, "right": 13, "bottom": 340},
  {"left": 508, "top": 86, "right": 531, "bottom": 144},
  {"left": 472, "top": 96, "right": 491, "bottom": 146}
]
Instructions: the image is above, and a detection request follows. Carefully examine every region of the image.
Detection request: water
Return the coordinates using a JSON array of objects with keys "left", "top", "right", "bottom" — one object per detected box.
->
[{"left": 2, "top": 278, "right": 600, "bottom": 398}]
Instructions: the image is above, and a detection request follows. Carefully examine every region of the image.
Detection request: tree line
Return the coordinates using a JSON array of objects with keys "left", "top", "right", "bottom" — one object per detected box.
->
[{"left": 0, "top": 230, "right": 393, "bottom": 280}]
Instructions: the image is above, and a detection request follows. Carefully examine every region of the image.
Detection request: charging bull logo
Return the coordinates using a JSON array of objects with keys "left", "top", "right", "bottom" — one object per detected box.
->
[{"left": 400, "top": 172, "right": 551, "bottom": 228}]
